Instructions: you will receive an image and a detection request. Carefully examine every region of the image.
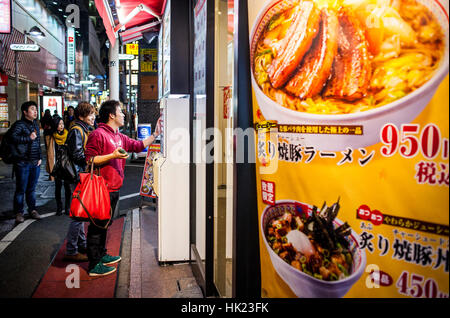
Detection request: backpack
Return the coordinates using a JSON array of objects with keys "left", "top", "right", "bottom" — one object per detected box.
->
[
  {"left": 0, "top": 123, "right": 21, "bottom": 164},
  {"left": 71, "top": 124, "right": 88, "bottom": 149}
]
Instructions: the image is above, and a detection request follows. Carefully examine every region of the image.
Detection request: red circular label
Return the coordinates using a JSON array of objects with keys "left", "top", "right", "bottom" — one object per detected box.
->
[
  {"left": 370, "top": 210, "right": 384, "bottom": 226},
  {"left": 357, "top": 205, "right": 371, "bottom": 221}
]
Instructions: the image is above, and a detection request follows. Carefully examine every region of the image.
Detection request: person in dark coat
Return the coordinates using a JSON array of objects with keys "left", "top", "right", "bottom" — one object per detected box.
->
[
  {"left": 49, "top": 116, "right": 71, "bottom": 215},
  {"left": 41, "top": 109, "right": 53, "bottom": 137},
  {"left": 64, "top": 106, "right": 75, "bottom": 129},
  {"left": 9, "top": 101, "right": 42, "bottom": 223},
  {"left": 41, "top": 109, "right": 54, "bottom": 180},
  {"left": 63, "top": 102, "right": 96, "bottom": 262}
]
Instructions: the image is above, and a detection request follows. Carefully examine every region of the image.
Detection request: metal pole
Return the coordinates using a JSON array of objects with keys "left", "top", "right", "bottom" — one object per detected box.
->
[
  {"left": 128, "top": 59, "right": 132, "bottom": 134},
  {"left": 128, "top": 60, "right": 131, "bottom": 106},
  {"left": 108, "top": 40, "right": 119, "bottom": 101},
  {"left": 15, "top": 50, "right": 19, "bottom": 120}
]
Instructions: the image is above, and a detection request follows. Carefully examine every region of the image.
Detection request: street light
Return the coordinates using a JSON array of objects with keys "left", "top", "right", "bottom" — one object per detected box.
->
[
  {"left": 12, "top": 26, "right": 45, "bottom": 119},
  {"left": 26, "top": 26, "right": 46, "bottom": 39}
]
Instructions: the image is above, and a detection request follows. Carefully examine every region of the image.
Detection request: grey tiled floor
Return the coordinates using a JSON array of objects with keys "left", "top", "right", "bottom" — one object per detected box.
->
[{"left": 137, "top": 207, "right": 203, "bottom": 298}]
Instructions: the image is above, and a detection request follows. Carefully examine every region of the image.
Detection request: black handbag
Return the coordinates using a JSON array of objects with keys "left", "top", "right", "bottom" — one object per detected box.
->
[{"left": 50, "top": 145, "right": 78, "bottom": 183}]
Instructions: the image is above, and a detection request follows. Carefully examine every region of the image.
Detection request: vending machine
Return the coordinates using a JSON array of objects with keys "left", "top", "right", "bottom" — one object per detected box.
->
[{"left": 152, "top": 95, "right": 190, "bottom": 262}]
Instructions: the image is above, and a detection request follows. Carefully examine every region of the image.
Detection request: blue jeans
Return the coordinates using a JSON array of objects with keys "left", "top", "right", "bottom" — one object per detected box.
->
[
  {"left": 13, "top": 161, "right": 41, "bottom": 215},
  {"left": 66, "top": 182, "right": 86, "bottom": 255},
  {"left": 66, "top": 220, "right": 87, "bottom": 255}
]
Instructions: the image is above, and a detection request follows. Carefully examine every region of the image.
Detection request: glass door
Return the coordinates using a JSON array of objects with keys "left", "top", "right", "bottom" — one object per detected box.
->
[
  {"left": 191, "top": 0, "right": 208, "bottom": 294},
  {"left": 213, "top": 0, "right": 234, "bottom": 297}
]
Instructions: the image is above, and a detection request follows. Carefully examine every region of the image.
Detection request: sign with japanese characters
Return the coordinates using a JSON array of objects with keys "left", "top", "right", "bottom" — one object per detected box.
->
[
  {"left": 67, "top": 27, "right": 75, "bottom": 74},
  {"left": 249, "top": 0, "right": 449, "bottom": 298},
  {"left": 126, "top": 43, "right": 139, "bottom": 55},
  {"left": 42, "top": 95, "right": 62, "bottom": 117}
]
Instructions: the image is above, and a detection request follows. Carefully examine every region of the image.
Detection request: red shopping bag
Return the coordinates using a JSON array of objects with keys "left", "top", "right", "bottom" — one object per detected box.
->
[{"left": 70, "top": 160, "right": 112, "bottom": 228}]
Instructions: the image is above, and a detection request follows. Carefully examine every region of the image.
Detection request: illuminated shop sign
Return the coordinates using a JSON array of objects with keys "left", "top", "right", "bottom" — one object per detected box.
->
[
  {"left": 67, "top": 27, "right": 75, "bottom": 74},
  {"left": 10, "top": 44, "right": 40, "bottom": 51},
  {"left": 126, "top": 43, "right": 139, "bottom": 55}
]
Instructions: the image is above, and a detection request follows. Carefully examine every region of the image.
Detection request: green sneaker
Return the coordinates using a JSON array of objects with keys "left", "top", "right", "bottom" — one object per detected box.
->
[
  {"left": 88, "top": 263, "right": 116, "bottom": 277},
  {"left": 101, "top": 254, "right": 122, "bottom": 265}
]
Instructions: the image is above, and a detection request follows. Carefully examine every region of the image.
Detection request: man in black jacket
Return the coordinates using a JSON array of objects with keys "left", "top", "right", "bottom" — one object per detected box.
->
[{"left": 10, "top": 101, "right": 42, "bottom": 223}]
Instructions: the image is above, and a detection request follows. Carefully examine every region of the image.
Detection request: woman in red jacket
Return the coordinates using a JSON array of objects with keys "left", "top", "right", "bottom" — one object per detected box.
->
[{"left": 84, "top": 100, "right": 161, "bottom": 277}]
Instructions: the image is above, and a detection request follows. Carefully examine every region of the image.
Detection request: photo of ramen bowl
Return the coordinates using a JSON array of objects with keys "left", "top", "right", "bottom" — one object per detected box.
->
[
  {"left": 261, "top": 200, "right": 366, "bottom": 298},
  {"left": 250, "top": 0, "right": 449, "bottom": 151},
  {"left": 142, "top": 185, "right": 150, "bottom": 194}
]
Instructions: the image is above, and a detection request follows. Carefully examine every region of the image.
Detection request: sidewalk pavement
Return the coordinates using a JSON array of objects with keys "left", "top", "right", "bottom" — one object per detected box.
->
[
  {"left": 117, "top": 205, "right": 203, "bottom": 298},
  {"left": 0, "top": 140, "right": 56, "bottom": 221}
]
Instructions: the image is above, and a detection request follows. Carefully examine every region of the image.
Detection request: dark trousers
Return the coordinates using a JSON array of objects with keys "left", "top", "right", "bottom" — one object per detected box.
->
[
  {"left": 55, "top": 178, "right": 71, "bottom": 213},
  {"left": 87, "top": 191, "right": 119, "bottom": 270},
  {"left": 13, "top": 161, "right": 41, "bottom": 214}
]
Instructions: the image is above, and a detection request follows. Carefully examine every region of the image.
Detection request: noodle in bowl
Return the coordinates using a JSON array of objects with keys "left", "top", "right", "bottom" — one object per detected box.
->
[
  {"left": 261, "top": 201, "right": 366, "bottom": 298},
  {"left": 250, "top": 0, "right": 449, "bottom": 151}
]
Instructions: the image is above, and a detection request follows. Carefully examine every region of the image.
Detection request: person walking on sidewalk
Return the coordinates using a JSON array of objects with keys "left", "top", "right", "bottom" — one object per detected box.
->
[
  {"left": 10, "top": 101, "right": 43, "bottom": 223},
  {"left": 41, "top": 110, "right": 53, "bottom": 151},
  {"left": 63, "top": 102, "right": 96, "bottom": 262},
  {"left": 84, "top": 100, "right": 161, "bottom": 277},
  {"left": 64, "top": 106, "right": 75, "bottom": 129},
  {"left": 44, "top": 111, "right": 57, "bottom": 182},
  {"left": 47, "top": 116, "right": 71, "bottom": 215}
]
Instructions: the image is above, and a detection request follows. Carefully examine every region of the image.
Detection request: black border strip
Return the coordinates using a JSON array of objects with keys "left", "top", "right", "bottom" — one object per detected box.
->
[
  {"left": 232, "top": 0, "right": 261, "bottom": 297},
  {"left": 204, "top": 0, "right": 218, "bottom": 298}
]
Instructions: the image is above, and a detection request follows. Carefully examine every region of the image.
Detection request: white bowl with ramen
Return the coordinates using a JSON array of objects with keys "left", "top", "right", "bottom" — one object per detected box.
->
[
  {"left": 261, "top": 200, "right": 366, "bottom": 298},
  {"left": 250, "top": 0, "right": 449, "bottom": 151}
]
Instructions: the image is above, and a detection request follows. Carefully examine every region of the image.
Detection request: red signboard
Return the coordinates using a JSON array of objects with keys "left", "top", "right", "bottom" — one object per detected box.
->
[
  {"left": 0, "top": 0, "right": 11, "bottom": 34},
  {"left": 0, "top": 72, "right": 8, "bottom": 86},
  {"left": 0, "top": 93, "right": 8, "bottom": 127}
]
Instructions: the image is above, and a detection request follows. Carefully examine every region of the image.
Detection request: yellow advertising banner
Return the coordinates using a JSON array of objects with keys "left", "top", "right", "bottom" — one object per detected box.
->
[
  {"left": 248, "top": 0, "right": 449, "bottom": 298},
  {"left": 141, "top": 48, "right": 158, "bottom": 73},
  {"left": 126, "top": 43, "right": 139, "bottom": 55}
]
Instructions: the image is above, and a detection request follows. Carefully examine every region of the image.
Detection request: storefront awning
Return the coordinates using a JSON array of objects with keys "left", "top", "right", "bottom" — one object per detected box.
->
[{"left": 95, "top": 0, "right": 166, "bottom": 47}]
